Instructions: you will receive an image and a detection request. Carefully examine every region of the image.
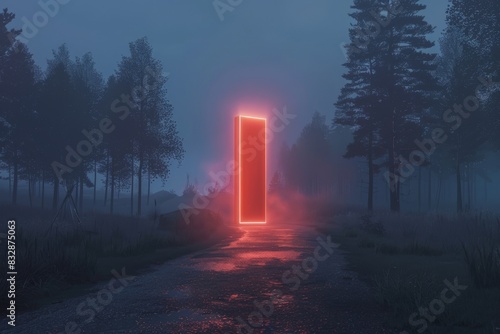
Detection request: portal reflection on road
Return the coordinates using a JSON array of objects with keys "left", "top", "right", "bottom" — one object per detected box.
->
[{"left": 189, "top": 227, "right": 306, "bottom": 272}]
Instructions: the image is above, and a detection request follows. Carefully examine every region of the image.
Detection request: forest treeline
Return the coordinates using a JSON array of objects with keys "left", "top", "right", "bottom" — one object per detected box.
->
[
  {"left": 272, "top": 0, "right": 499, "bottom": 213},
  {"left": 334, "top": 0, "right": 499, "bottom": 213},
  {"left": 1, "top": 1, "right": 500, "bottom": 216},
  {"left": 0, "top": 8, "right": 184, "bottom": 215}
]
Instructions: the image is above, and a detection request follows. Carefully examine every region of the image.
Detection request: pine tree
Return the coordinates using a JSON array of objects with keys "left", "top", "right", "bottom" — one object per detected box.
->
[
  {"left": 444, "top": 1, "right": 500, "bottom": 211},
  {"left": 373, "top": 0, "right": 438, "bottom": 211},
  {"left": 336, "top": 0, "right": 439, "bottom": 211},
  {"left": 335, "top": 0, "right": 386, "bottom": 210}
]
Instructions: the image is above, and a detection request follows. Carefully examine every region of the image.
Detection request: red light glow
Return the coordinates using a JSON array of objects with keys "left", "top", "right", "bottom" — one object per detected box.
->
[{"left": 235, "top": 115, "right": 267, "bottom": 225}]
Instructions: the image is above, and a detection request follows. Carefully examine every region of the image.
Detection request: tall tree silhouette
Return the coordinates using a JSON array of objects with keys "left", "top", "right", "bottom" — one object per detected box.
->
[
  {"left": 39, "top": 45, "right": 77, "bottom": 211},
  {"left": 0, "top": 42, "right": 37, "bottom": 205},
  {"left": 70, "top": 52, "right": 103, "bottom": 211},
  {"left": 116, "top": 37, "right": 184, "bottom": 216},
  {"left": 374, "top": 0, "right": 437, "bottom": 211},
  {"left": 335, "top": 0, "right": 386, "bottom": 210},
  {"left": 444, "top": 1, "right": 499, "bottom": 211},
  {"left": 98, "top": 75, "right": 133, "bottom": 214},
  {"left": 0, "top": 8, "right": 22, "bottom": 197},
  {"left": 285, "top": 112, "right": 334, "bottom": 196},
  {"left": 0, "top": 8, "right": 19, "bottom": 51}
]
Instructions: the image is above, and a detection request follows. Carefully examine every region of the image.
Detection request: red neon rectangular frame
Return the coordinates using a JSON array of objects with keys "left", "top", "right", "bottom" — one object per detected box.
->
[{"left": 235, "top": 115, "right": 266, "bottom": 225}]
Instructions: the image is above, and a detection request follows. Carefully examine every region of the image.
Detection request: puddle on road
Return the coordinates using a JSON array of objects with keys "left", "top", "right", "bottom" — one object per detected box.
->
[
  {"left": 188, "top": 250, "right": 301, "bottom": 272},
  {"left": 223, "top": 227, "right": 304, "bottom": 250},
  {"left": 189, "top": 261, "right": 237, "bottom": 272},
  {"left": 186, "top": 228, "right": 308, "bottom": 272},
  {"left": 236, "top": 250, "right": 301, "bottom": 261}
]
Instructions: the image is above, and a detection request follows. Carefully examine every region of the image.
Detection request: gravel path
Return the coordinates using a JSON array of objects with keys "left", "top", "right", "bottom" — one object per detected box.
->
[{"left": 2, "top": 225, "right": 396, "bottom": 334}]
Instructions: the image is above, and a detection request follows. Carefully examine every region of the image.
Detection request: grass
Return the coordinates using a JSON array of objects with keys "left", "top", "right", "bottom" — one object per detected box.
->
[
  {"left": 318, "top": 212, "right": 500, "bottom": 333},
  {"left": 0, "top": 204, "right": 238, "bottom": 311},
  {"left": 462, "top": 217, "right": 500, "bottom": 289}
]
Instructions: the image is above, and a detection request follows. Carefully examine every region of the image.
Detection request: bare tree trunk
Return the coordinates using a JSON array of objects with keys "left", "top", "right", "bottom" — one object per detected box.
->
[
  {"left": 396, "top": 172, "right": 401, "bottom": 211},
  {"left": 33, "top": 179, "right": 36, "bottom": 200},
  {"left": 130, "top": 157, "right": 134, "bottom": 217},
  {"left": 110, "top": 159, "right": 115, "bottom": 215},
  {"left": 484, "top": 179, "right": 487, "bottom": 204},
  {"left": 467, "top": 164, "right": 471, "bottom": 211},
  {"left": 456, "top": 134, "right": 463, "bottom": 213},
  {"left": 8, "top": 163, "right": 12, "bottom": 198},
  {"left": 473, "top": 165, "right": 476, "bottom": 208},
  {"left": 137, "top": 152, "right": 143, "bottom": 216},
  {"left": 52, "top": 177, "right": 59, "bottom": 212},
  {"left": 147, "top": 168, "right": 151, "bottom": 206},
  {"left": 93, "top": 160, "right": 97, "bottom": 207},
  {"left": 12, "top": 158, "right": 18, "bottom": 206},
  {"left": 388, "top": 101, "right": 400, "bottom": 212},
  {"left": 388, "top": 144, "right": 400, "bottom": 211},
  {"left": 104, "top": 155, "right": 109, "bottom": 206},
  {"left": 28, "top": 176, "right": 33, "bottom": 209},
  {"left": 456, "top": 162, "right": 463, "bottom": 213},
  {"left": 41, "top": 170, "right": 45, "bottom": 209},
  {"left": 79, "top": 172, "right": 84, "bottom": 213},
  {"left": 75, "top": 180, "right": 79, "bottom": 207},
  {"left": 418, "top": 166, "right": 422, "bottom": 212},
  {"left": 436, "top": 173, "right": 442, "bottom": 211},
  {"left": 427, "top": 166, "right": 431, "bottom": 210},
  {"left": 367, "top": 132, "right": 374, "bottom": 211}
]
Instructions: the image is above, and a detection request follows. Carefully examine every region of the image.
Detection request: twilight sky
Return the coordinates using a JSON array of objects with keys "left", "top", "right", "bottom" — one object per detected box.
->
[{"left": 5, "top": 0, "right": 449, "bottom": 193}]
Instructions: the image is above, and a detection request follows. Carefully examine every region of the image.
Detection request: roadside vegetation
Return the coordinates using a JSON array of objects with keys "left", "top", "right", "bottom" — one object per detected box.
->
[
  {"left": 318, "top": 212, "right": 500, "bottom": 333},
  {"left": 0, "top": 204, "right": 238, "bottom": 311}
]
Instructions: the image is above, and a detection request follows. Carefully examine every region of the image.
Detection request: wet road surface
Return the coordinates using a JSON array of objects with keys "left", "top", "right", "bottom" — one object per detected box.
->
[{"left": 4, "top": 225, "right": 395, "bottom": 334}]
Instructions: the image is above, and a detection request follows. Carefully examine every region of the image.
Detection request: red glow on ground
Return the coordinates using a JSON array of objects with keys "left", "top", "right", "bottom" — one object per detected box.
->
[{"left": 235, "top": 115, "right": 266, "bottom": 225}]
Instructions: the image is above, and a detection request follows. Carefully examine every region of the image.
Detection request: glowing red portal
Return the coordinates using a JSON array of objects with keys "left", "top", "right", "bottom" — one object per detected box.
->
[{"left": 235, "top": 115, "right": 266, "bottom": 225}]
